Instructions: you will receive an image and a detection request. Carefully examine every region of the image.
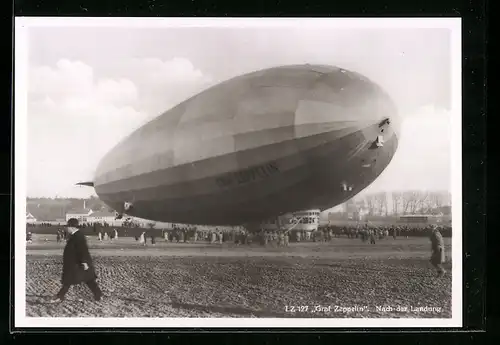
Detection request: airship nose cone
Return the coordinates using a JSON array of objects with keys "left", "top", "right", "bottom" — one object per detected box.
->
[{"left": 294, "top": 66, "right": 400, "bottom": 142}]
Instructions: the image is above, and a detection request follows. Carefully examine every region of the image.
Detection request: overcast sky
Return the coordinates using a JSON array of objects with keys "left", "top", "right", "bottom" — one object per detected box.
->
[{"left": 24, "top": 23, "right": 453, "bottom": 200}]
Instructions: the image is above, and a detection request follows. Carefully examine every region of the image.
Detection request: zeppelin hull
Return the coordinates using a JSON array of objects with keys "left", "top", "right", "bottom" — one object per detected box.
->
[{"left": 93, "top": 64, "right": 400, "bottom": 225}]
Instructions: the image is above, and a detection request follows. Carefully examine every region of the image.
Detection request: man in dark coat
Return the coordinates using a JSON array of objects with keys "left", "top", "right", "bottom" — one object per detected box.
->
[
  {"left": 429, "top": 225, "right": 446, "bottom": 277},
  {"left": 49, "top": 218, "right": 102, "bottom": 303}
]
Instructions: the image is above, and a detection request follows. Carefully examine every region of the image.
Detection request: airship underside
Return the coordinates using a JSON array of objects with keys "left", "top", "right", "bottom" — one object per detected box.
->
[{"left": 90, "top": 64, "right": 400, "bottom": 226}]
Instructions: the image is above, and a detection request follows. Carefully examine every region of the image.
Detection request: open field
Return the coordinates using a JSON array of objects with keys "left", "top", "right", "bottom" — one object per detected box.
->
[{"left": 25, "top": 235, "right": 452, "bottom": 318}]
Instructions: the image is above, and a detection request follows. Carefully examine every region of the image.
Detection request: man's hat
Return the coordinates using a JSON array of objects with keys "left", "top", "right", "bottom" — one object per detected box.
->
[{"left": 67, "top": 218, "right": 79, "bottom": 227}]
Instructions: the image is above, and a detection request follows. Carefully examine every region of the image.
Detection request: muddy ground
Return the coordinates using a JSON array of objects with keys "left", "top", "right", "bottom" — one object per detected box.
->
[{"left": 25, "top": 236, "right": 452, "bottom": 318}]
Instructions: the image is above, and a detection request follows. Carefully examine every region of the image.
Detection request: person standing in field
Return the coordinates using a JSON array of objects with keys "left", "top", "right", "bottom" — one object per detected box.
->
[
  {"left": 369, "top": 229, "right": 376, "bottom": 244},
  {"left": 49, "top": 218, "right": 102, "bottom": 303},
  {"left": 429, "top": 225, "right": 446, "bottom": 277}
]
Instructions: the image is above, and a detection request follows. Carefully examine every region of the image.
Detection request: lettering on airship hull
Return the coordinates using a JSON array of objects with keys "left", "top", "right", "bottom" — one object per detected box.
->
[{"left": 215, "top": 162, "right": 280, "bottom": 188}]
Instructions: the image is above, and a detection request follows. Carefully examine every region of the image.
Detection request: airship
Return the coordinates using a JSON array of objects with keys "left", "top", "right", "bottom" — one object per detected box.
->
[{"left": 78, "top": 64, "right": 400, "bottom": 227}]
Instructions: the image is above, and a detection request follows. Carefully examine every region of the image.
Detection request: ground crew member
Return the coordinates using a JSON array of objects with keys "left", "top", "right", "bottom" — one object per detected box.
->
[
  {"left": 430, "top": 226, "right": 446, "bottom": 277},
  {"left": 370, "top": 229, "right": 376, "bottom": 244}
]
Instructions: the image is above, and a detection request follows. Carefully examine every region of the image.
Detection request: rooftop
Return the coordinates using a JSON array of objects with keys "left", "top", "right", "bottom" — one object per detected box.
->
[
  {"left": 89, "top": 211, "right": 116, "bottom": 218},
  {"left": 66, "top": 208, "right": 92, "bottom": 215}
]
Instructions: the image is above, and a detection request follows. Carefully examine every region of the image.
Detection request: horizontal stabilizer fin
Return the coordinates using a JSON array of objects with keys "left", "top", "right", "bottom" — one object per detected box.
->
[{"left": 76, "top": 181, "right": 95, "bottom": 187}]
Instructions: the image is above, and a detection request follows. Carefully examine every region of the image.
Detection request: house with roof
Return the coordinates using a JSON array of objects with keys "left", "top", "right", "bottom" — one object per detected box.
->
[
  {"left": 66, "top": 208, "right": 93, "bottom": 223},
  {"left": 26, "top": 211, "right": 37, "bottom": 224},
  {"left": 87, "top": 210, "right": 118, "bottom": 225}
]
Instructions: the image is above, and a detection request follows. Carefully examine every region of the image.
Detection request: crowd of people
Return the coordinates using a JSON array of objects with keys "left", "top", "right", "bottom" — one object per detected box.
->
[
  {"left": 56, "top": 228, "right": 68, "bottom": 242},
  {"left": 323, "top": 224, "right": 452, "bottom": 240},
  {"left": 132, "top": 227, "right": 252, "bottom": 246},
  {"left": 125, "top": 223, "right": 451, "bottom": 247},
  {"left": 27, "top": 222, "right": 62, "bottom": 228},
  {"left": 27, "top": 223, "right": 451, "bottom": 247}
]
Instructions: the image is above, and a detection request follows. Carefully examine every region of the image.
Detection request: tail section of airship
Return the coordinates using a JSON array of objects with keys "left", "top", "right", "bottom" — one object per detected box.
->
[{"left": 91, "top": 64, "right": 400, "bottom": 225}]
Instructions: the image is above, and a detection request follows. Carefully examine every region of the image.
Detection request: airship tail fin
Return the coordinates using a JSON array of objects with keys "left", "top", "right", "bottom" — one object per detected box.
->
[{"left": 76, "top": 181, "right": 94, "bottom": 187}]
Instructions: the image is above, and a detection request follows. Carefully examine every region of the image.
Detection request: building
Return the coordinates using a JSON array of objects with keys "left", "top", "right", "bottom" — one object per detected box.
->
[
  {"left": 87, "top": 210, "right": 117, "bottom": 225},
  {"left": 65, "top": 208, "right": 93, "bottom": 223},
  {"left": 26, "top": 211, "right": 37, "bottom": 224}
]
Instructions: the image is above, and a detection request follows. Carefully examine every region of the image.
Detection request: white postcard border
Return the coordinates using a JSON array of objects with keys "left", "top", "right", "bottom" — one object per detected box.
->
[{"left": 14, "top": 17, "right": 463, "bottom": 328}]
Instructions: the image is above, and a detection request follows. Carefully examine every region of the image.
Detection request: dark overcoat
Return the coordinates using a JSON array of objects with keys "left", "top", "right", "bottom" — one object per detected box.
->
[
  {"left": 61, "top": 230, "right": 97, "bottom": 285},
  {"left": 430, "top": 230, "right": 446, "bottom": 265}
]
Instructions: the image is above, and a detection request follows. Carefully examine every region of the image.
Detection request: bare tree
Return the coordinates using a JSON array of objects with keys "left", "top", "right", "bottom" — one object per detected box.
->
[
  {"left": 382, "top": 192, "right": 389, "bottom": 216},
  {"left": 402, "top": 191, "right": 418, "bottom": 214},
  {"left": 364, "top": 194, "right": 376, "bottom": 216},
  {"left": 391, "top": 191, "right": 403, "bottom": 215},
  {"left": 416, "top": 191, "right": 430, "bottom": 214},
  {"left": 374, "top": 192, "right": 389, "bottom": 215},
  {"left": 423, "top": 191, "right": 451, "bottom": 214},
  {"left": 400, "top": 190, "right": 434, "bottom": 214}
]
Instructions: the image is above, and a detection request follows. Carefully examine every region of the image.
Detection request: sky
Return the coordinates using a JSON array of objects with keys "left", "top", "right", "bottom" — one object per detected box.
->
[{"left": 24, "top": 22, "right": 454, "bottom": 200}]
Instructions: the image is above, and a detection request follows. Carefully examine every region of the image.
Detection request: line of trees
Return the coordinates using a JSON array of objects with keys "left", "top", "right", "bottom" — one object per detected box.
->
[{"left": 345, "top": 190, "right": 451, "bottom": 216}]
